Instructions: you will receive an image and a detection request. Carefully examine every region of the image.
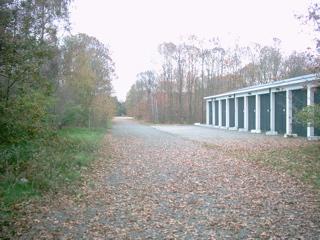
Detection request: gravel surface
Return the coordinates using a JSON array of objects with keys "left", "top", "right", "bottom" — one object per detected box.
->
[
  {"left": 151, "top": 124, "right": 308, "bottom": 151},
  {"left": 16, "top": 117, "right": 320, "bottom": 239}
]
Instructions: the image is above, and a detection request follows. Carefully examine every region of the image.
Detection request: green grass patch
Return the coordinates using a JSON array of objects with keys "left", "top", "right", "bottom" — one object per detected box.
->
[
  {"left": 0, "top": 127, "right": 107, "bottom": 237},
  {"left": 58, "top": 127, "right": 106, "bottom": 143},
  {"left": 0, "top": 180, "right": 39, "bottom": 207},
  {"left": 237, "top": 144, "right": 320, "bottom": 190}
]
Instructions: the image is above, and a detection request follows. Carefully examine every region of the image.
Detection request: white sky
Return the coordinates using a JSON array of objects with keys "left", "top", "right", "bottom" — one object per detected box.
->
[{"left": 70, "top": 0, "right": 316, "bottom": 101}]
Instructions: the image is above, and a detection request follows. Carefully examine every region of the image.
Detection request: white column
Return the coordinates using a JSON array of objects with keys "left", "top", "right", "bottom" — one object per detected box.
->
[
  {"left": 226, "top": 99, "right": 230, "bottom": 128},
  {"left": 267, "top": 91, "right": 277, "bottom": 135},
  {"left": 206, "top": 100, "right": 209, "bottom": 125},
  {"left": 253, "top": 94, "right": 261, "bottom": 133},
  {"left": 219, "top": 100, "right": 222, "bottom": 127},
  {"left": 285, "top": 89, "right": 293, "bottom": 136},
  {"left": 212, "top": 100, "right": 215, "bottom": 126},
  {"left": 243, "top": 96, "right": 249, "bottom": 131},
  {"left": 307, "top": 86, "right": 315, "bottom": 139},
  {"left": 270, "top": 92, "right": 275, "bottom": 131},
  {"left": 214, "top": 101, "right": 217, "bottom": 126},
  {"left": 234, "top": 97, "right": 238, "bottom": 129}
]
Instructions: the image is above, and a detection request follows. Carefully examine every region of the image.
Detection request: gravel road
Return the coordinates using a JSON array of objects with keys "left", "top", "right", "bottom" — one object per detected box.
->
[
  {"left": 151, "top": 124, "right": 308, "bottom": 151},
  {"left": 17, "top": 117, "right": 320, "bottom": 239}
]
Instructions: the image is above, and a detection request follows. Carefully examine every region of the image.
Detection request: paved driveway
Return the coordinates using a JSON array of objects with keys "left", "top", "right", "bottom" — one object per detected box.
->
[{"left": 152, "top": 124, "right": 307, "bottom": 150}]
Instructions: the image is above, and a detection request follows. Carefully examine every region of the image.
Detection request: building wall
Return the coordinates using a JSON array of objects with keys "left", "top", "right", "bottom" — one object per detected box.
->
[
  {"left": 238, "top": 97, "right": 244, "bottom": 128},
  {"left": 248, "top": 96, "right": 256, "bottom": 131},
  {"left": 275, "top": 91, "right": 286, "bottom": 134},
  {"left": 292, "top": 89, "right": 307, "bottom": 137},
  {"left": 229, "top": 98, "right": 235, "bottom": 127},
  {"left": 260, "top": 94, "right": 270, "bottom": 132},
  {"left": 221, "top": 100, "right": 226, "bottom": 127},
  {"left": 204, "top": 75, "right": 320, "bottom": 139},
  {"left": 315, "top": 87, "right": 320, "bottom": 136}
]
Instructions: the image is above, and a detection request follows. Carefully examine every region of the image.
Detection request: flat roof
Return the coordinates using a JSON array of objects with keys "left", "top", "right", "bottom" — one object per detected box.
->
[{"left": 204, "top": 73, "right": 319, "bottom": 100}]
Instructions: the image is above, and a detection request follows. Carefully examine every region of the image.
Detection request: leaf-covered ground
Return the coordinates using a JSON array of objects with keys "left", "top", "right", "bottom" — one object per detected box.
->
[{"left": 13, "top": 118, "right": 320, "bottom": 239}]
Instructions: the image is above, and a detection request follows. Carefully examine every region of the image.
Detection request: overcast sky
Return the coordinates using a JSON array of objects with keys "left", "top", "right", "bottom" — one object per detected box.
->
[{"left": 70, "top": 0, "right": 316, "bottom": 101}]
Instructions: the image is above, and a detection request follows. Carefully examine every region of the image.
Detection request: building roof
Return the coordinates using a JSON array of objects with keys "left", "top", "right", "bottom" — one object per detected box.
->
[{"left": 204, "top": 73, "right": 320, "bottom": 100}]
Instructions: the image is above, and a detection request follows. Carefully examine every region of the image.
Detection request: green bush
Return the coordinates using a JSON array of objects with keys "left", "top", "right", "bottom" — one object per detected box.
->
[
  {"left": 295, "top": 104, "right": 320, "bottom": 128},
  {"left": 0, "top": 91, "right": 54, "bottom": 145},
  {"left": 0, "top": 128, "right": 105, "bottom": 195},
  {"left": 60, "top": 104, "right": 89, "bottom": 127}
]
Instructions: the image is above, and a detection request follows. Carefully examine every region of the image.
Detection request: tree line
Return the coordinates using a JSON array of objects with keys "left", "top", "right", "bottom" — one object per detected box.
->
[
  {"left": 126, "top": 36, "right": 315, "bottom": 124},
  {"left": 0, "top": 2, "right": 117, "bottom": 231},
  {"left": 0, "top": 0, "right": 116, "bottom": 145}
]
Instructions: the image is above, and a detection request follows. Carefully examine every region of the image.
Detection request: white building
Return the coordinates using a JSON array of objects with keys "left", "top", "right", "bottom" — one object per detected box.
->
[{"left": 204, "top": 74, "right": 320, "bottom": 140}]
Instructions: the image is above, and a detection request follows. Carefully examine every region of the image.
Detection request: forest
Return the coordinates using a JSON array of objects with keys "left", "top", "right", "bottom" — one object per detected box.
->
[
  {"left": 0, "top": 0, "right": 116, "bottom": 223},
  {"left": 126, "top": 37, "right": 317, "bottom": 124},
  {"left": 0, "top": 1, "right": 116, "bottom": 139}
]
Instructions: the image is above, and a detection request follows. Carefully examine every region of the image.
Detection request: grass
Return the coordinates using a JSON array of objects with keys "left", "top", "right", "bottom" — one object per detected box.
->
[
  {"left": 58, "top": 127, "right": 106, "bottom": 142},
  {"left": 0, "top": 127, "right": 107, "bottom": 237},
  {"left": 237, "top": 143, "right": 320, "bottom": 190}
]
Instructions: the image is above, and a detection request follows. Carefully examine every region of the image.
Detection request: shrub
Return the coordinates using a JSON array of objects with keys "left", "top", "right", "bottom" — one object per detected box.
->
[
  {"left": 0, "top": 91, "right": 54, "bottom": 145},
  {"left": 296, "top": 104, "right": 320, "bottom": 128}
]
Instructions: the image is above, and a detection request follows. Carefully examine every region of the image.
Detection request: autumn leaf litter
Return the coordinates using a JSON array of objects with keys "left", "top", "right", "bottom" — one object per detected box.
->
[{"left": 14, "top": 118, "right": 320, "bottom": 239}]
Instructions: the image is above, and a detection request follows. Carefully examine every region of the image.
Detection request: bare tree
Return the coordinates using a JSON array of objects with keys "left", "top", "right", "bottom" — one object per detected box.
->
[{"left": 126, "top": 36, "right": 314, "bottom": 124}]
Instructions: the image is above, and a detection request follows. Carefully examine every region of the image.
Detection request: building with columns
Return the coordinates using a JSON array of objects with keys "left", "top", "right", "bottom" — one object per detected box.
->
[{"left": 204, "top": 74, "right": 320, "bottom": 140}]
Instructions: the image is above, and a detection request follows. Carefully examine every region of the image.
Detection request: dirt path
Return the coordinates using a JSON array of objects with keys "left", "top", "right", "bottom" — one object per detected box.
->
[{"left": 16, "top": 118, "right": 320, "bottom": 239}]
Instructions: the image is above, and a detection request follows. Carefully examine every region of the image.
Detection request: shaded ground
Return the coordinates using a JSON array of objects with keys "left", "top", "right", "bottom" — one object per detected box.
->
[{"left": 14, "top": 117, "right": 320, "bottom": 239}]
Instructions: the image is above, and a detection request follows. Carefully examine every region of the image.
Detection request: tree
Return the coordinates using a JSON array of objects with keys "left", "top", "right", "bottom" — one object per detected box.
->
[
  {"left": 126, "top": 35, "right": 314, "bottom": 124},
  {"left": 258, "top": 39, "right": 282, "bottom": 83},
  {"left": 57, "top": 33, "right": 116, "bottom": 128},
  {"left": 0, "top": 0, "right": 71, "bottom": 103},
  {"left": 158, "top": 42, "right": 177, "bottom": 122},
  {"left": 114, "top": 97, "right": 126, "bottom": 116},
  {"left": 295, "top": 1, "right": 320, "bottom": 129},
  {"left": 304, "top": 2, "right": 320, "bottom": 49},
  {"left": 0, "top": 0, "right": 72, "bottom": 144},
  {"left": 125, "top": 71, "right": 158, "bottom": 122},
  {"left": 281, "top": 51, "right": 311, "bottom": 78},
  {"left": 126, "top": 81, "right": 147, "bottom": 120}
]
